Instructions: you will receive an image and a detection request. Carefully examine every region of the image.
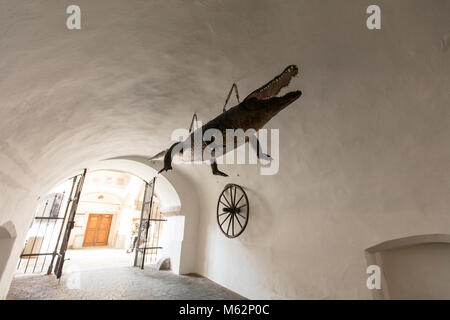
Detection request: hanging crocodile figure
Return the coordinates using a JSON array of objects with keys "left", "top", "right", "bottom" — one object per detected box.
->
[{"left": 152, "top": 65, "right": 302, "bottom": 176}]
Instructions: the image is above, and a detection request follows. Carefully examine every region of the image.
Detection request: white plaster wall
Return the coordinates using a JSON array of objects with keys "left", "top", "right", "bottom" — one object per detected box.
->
[
  {"left": 158, "top": 216, "right": 185, "bottom": 274},
  {"left": 0, "top": 0, "right": 449, "bottom": 299}
]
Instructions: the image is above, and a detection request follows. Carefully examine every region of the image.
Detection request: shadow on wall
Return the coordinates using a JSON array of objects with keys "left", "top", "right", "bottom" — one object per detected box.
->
[
  {"left": 366, "top": 234, "right": 450, "bottom": 300},
  {"left": 238, "top": 186, "right": 273, "bottom": 246},
  {"left": 0, "top": 221, "right": 16, "bottom": 281}
]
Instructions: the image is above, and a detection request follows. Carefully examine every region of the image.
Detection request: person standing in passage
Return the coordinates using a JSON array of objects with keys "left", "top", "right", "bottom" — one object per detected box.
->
[{"left": 126, "top": 221, "right": 139, "bottom": 253}]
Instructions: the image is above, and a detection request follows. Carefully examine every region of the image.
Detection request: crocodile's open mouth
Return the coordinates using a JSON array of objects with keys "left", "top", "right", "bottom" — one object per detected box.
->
[{"left": 245, "top": 65, "right": 299, "bottom": 101}]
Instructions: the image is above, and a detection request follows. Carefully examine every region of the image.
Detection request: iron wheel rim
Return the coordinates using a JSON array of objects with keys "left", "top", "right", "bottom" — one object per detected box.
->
[{"left": 216, "top": 184, "right": 249, "bottom": 238}]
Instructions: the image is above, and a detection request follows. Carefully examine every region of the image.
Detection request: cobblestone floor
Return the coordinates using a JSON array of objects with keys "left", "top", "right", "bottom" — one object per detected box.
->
[{"left": 7, "top": 248, "right": 245, "bottom": 300}]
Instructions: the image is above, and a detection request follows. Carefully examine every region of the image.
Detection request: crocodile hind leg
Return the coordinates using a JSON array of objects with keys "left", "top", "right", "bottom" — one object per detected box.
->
[
  {"left": 249, "top": 137, "right": 273, "bottom": 161},
  {"left": 211, "top": 160, "right": 228, "bottom": 177}
]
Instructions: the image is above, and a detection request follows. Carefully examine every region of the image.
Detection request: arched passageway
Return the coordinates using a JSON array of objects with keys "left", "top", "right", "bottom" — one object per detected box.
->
[
  {"left": 0, "top": 154, "right": 203, "bottom": 299},
  {"left": 5, "top": 158, "right": 215, "bottom": 299},
  {"left": 16, "top": 158, "right": 195, "bottom": 276}
]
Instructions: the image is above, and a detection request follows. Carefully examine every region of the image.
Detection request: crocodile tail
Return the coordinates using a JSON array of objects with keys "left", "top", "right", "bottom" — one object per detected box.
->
[{"left": 159, "top": 142, "right": 182, "bottom": 173}]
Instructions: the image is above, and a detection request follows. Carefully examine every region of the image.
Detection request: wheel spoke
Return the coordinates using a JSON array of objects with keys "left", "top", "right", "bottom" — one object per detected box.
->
[
  {"left": 235, "top": 214, "right": 243, "bottom": 228},
  {"left": 233, "top": 186, "right": 237, "bottom": 207},
  {"left": 222, "top": 193, "right": 232, "bottom": 207},
  {"left": 236, "top": 212, "right": 246, "bottom": 220},
  {"left": 235, "top": 194, "right": 244, "bottom": 207},
  {"left": 236, "top": 204, "right": 247, "bottom": 210},
  {"left": 219, "top": 200, "right": 230, "bottom": 208},
  {"left": 226, "top": 216, "right": 232, "bottom": 235},
  {"left": 231, "top": 214, "right": 235, "bottom": 236},
  {"left": 229, "top": 187, "right": 234, "bottom": 207},
  {"left": 220, "top": 213, "right": 232, "bottom": 227}
]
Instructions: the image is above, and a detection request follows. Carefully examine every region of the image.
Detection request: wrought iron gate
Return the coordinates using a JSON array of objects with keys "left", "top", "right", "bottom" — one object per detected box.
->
[
  {"left": 17, "top": 169, "right": 87, "bottom": 276},
  {"left": 54, "top": 169, "right": 86, "bottom": 278},
  {"left": 134, "top": 177, "right": 166, "bottom": 269}
]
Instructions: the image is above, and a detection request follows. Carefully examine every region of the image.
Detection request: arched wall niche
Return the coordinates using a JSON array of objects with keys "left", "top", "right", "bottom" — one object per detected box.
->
[
  {"left": 0, "top": 222, "right": 17, "bottom": 282},
  {"left": 0, "top": 222, "right": 16, "bottom": 240},
  {"left": 366, "top": 234, "right": 450, "bottom": 253},
  {"left": 365, "top": 234, "right": 450, "bottom": 300}
]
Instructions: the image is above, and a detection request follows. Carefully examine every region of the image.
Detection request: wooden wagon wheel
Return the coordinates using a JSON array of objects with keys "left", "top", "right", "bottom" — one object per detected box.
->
[{"left": 217, "top": 184, "right": 249, "bottom": 238}]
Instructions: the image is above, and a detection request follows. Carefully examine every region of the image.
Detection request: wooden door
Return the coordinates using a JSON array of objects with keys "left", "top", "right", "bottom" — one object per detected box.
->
[{"left": 83, "top": 214, "right": 112, "bottom": 247}]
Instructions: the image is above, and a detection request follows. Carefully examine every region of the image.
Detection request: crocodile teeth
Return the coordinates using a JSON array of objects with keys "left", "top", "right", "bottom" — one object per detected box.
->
[{"left": 245, "top": 65, "right": 299, "bottom": 101}]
